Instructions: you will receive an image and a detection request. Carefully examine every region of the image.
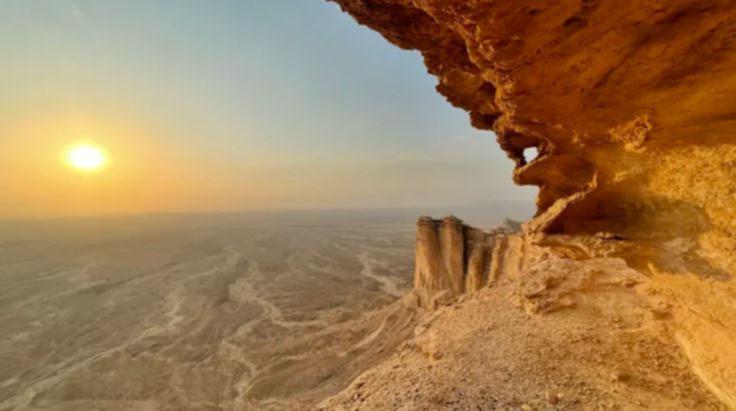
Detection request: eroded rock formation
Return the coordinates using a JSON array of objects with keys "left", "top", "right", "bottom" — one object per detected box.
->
[
  {"left": 413, "top": 216, "right": 535, "bottom": 305},
  {"left": 330, "top": 0, "right": 736, "bottom": 407}
]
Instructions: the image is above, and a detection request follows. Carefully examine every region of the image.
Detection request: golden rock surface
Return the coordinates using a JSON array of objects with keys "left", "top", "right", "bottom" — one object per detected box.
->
[{"left": 331, "top": 1, "right": 736, "bottom": 407}]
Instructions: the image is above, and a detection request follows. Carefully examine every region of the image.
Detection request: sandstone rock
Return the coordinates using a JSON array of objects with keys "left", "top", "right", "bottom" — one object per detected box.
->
[
  {"left": 331, "top": 1, "right": 736, "bottom": 406},
  {"left": 414, "top": 217, "right": 500, "bottom": 297},
  {"left": 439, "top": 216, "right": 465, "bottom": 294},
  {"left": 414, "top": 217, "right": 452, "bottom": 293}
]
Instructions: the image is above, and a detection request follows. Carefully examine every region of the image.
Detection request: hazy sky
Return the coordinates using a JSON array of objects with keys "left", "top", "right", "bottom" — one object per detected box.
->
[{"left": 0, "top": 0, "right": 535, "bottom": 219}]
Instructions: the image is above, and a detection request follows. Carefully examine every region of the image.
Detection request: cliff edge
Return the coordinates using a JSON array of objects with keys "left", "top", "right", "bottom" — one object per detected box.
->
[
  {"left": 328, "top": 1, "right": 736, "bottom": 408},
  {"left": 322, "top": 233, "right": 724, "bottom": 409}
]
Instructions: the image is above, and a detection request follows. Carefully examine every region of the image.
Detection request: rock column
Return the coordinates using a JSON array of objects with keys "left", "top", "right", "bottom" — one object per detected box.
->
[
  {"left": 439, "top": 216, "right": 465, "bottom": 294},
  {"left": 464, "top": 227, "right": 489, "bottom": 292},
  {"left": 414, "top": 217, "right": 451, "bottom": 291}
]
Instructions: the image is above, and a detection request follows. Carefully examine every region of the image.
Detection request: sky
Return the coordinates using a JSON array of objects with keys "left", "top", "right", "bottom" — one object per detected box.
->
[{"left": 0, "top": 0, "right": 535, "bottom": 219}]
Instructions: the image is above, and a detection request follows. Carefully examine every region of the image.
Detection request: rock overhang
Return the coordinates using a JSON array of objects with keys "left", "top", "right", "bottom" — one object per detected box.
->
[{"left": 330, "top": 0, "right": 736, "bottom": 406}]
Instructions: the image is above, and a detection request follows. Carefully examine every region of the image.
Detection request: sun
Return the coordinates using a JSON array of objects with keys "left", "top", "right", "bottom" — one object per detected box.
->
[{"left": 66, "top": 144, "right": 108, "bottom": 172}]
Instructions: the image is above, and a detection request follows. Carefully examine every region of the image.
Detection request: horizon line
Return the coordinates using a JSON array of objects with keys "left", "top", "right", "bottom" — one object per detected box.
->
[{"left": 0, "top": 200, "right": 535, "bottom": 223}]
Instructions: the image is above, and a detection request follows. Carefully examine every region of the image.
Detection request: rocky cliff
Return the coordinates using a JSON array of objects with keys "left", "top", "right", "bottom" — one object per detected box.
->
[
  {"left": 329, "top": 0, "right": 736, "bottom": 408},
  {"left": 413, "top": 216, "right": 536, "bottom": 303}
]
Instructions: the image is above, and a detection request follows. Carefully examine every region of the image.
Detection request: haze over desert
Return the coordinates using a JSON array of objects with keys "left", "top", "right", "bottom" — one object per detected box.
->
[{"left": 3, "top": 0, "right": 736, "bottom": 409}]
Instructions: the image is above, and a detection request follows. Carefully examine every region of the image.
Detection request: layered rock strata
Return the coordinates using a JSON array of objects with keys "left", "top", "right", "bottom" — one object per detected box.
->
[{"left": 330, "top": 0, "right": 736, "bottom": 407}]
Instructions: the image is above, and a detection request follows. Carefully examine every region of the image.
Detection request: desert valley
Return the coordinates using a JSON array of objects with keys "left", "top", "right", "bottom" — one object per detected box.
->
[{"left": 4, "top": 0, "right": 736, "bottom": 409}]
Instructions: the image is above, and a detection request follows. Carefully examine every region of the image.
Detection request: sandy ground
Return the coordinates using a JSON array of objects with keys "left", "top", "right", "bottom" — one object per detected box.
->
[
  {"left": 0, "top": 213, "right": 420, "bottom": 410},
  {"left": 321, "top": 257, "right": 725, "bottom": 410}
]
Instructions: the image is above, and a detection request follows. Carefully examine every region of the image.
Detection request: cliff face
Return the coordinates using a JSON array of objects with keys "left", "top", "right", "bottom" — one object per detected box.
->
[
  {"left": 413, "top": 216, "right": 538, "bottom": 302},
  {"left": 330, "top": 0, "right": 736, "bottom": 407}
]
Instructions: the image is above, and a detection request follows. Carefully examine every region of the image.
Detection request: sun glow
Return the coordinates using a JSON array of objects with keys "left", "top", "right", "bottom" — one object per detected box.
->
[{"left": 66, "top": 144, "right": 107, "bottom": 172}]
